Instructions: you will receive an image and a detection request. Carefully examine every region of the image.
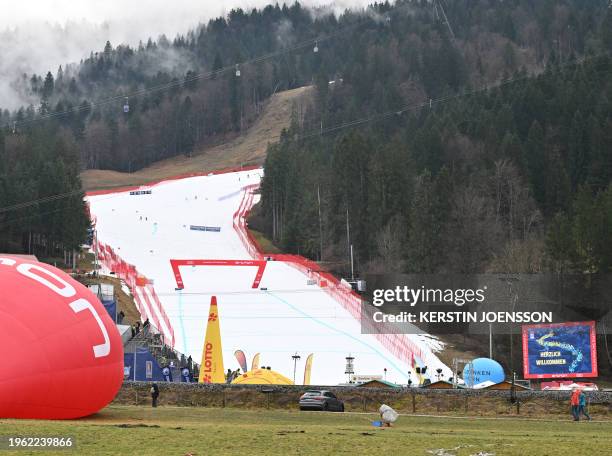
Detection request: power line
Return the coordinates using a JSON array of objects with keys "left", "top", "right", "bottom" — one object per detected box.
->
[
  {"left": 0, "top": 185, "right": 130, "bottom": 223},
  {"left": 264, "top": 54, "right": 612, "bottom": 143},
  {"left": 0, "top": 207, "right": 66, "bottom": 229},
  {"left": 0, "top": 188, "right": 84, "bottom": 215}
]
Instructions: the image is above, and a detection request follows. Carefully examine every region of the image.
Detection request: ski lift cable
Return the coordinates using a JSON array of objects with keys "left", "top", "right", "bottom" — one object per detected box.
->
[
  {"left": 278, "top": 62, "right": 612, "bottom": 142},
  {"left": 0, "top": 189, "right": 85, "bottom": 214},
  {"left": 435, "top": 0, "right": 455, "bottom": 40},
  {"left": 1, "top": 56, "right": 609, "bottom": 217},
  {"left": 2, "top": 0, "right": 419, "bottom": 130},
  {"left": 0, "top": 11, "right": 384, "bottom": 130},
  {"left": 3, "top": 31, "right": 331, "bottom": 129},
  {"left": 0, "top": 183, "right": 127, "bottom": 215},
  {"left": 0, "top": 206, "right": 70, "bottom": 229}
]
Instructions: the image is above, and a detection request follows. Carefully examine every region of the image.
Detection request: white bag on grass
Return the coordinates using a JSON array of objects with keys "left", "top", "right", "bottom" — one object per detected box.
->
[{"left": 379, "top": 404, "right": 399, "bottom": 423}]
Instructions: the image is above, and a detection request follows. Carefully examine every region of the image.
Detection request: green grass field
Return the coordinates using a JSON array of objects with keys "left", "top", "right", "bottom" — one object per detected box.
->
[{"left": 1, "top": 406, "right": 610, "bottom": 456}]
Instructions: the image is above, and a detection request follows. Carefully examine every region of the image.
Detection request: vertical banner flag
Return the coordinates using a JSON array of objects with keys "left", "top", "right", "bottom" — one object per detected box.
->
[
  {"left": 199, "top": 296, "right": 225, "bottom": 383},
  {"left": 234, "top": 350, "right": 248, "bottom": 372},
  {"left": 162, "top": 366, "right": 172, "bottom": 382},
  {"left": 303, "top": 354, "right": 314, "bottom": 385},
  {"left": 251, "top": 353, "right": 261, "bottom": 371},
  {"left": 181, "top": 368, "right": 191, "bottom": 383}
]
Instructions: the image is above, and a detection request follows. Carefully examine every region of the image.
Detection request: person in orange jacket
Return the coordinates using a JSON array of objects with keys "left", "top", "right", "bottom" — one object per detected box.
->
[{"left": 570, "top": 388, "right": 580, "bottom": 421}]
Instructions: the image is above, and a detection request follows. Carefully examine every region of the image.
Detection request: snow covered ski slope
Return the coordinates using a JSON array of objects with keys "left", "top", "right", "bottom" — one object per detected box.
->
[{"left": 87, "top": 168, "right": 451, "bottom": 385}]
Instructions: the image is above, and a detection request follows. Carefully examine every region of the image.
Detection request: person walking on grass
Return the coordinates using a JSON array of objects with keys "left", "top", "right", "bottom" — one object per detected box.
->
[
  {"left": 578, "top": 389, "right": 592, "bottom": 421},
  {"left": 570, "top": 387, "right": 580, "bottom": 421},
  {"left": 151, "top": 383, "right": 160, "bottom": 408}
]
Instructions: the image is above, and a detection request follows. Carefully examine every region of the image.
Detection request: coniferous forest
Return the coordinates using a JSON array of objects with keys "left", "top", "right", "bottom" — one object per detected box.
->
[
  {"left": 0, "top": 0, "right": 611, "bottom": 270},
  {"left": 259, "top": 55, "right": 612, "bottom": 275}
]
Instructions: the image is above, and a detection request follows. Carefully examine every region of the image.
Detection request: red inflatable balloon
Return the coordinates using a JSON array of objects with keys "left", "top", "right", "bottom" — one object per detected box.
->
[{"left": 0, "top": 256, "right": 124, "bottom": 419}]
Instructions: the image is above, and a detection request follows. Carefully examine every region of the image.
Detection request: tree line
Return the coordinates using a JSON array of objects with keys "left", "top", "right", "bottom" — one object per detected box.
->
[
  {"left": 3, "top": 1, "right": 609, "bottom": 172},
  {"left": 258, "top": 53, "right": 612, "bottom": 275},
  {"left": 1, "top": 0, "right": 611, "bottom": 259},
  {"left": 0, "top": 125, "right": 89, "bottom": 258}
]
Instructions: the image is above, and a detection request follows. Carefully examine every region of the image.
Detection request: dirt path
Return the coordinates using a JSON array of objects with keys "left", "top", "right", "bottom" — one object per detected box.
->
[{"left": 81, "top": 86, "right": 313, "bottom": 191}]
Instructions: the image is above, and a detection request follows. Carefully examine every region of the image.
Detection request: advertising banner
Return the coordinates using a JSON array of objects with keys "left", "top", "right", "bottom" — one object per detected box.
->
[
  {"left": 303, "top": 354, "right": 314, "bottom": 385},
  {"left": 234, "top": 350, "right": 248, "bottom": 372},
  {"left": 199, "top": 296, "right": 225, "bottom": 383},
  {"left": 522, "top": 321, "right": 598, "bottom": 379},
  {"left": 251, "top": 353, "right": 261, "bottom": 371}
]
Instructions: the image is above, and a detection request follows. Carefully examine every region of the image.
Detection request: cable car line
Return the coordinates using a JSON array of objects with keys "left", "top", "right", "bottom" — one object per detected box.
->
[
  {"left": 0, "top": 56, "right": 609, "bottom": 218},
  {"left": 0, "top": 14, "right": 371, "bottom": 130},
  {"left": 1, "top": 0, "right": 429, "bottom": 131}
]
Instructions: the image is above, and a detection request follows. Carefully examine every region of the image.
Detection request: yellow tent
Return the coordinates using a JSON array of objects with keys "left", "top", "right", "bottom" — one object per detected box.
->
[{"left": 232, "top": 368, "right": 294, "bottom": 385}]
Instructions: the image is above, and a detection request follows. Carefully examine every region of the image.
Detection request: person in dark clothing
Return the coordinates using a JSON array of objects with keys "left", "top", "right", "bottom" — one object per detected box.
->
[
  {"left": 117, "top": 310, "right": 125, "bottom": 324},
  {"left": 131, "top": 326, "right": 136, "bottom": 338},
  {"left": 151, "top": 383, "right": 159, "bottom": 407},
  {"left": 143, "top": 318, "right": 150, "bottom": 328},
  {"left": 231, "top": 368, "right": 241, "bottom": 381}
]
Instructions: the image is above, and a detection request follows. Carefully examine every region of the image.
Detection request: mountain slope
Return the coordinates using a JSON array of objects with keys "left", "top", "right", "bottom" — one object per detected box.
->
[{"left": 80, "top": 85, "right": 312, "bottom": 191}]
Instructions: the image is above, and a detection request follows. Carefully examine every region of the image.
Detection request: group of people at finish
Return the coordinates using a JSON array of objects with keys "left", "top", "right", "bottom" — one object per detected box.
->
[{"left": 570, "top": 388, "right": 592, "bottom": 421}]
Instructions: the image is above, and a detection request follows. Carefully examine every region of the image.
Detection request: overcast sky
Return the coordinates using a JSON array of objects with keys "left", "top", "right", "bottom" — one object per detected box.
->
[
  {"left": 0, "top": 1, "right": 372, "bottom": 109},
  {"left": 2, "top": 1, "right": 373, "bottom": 43}
]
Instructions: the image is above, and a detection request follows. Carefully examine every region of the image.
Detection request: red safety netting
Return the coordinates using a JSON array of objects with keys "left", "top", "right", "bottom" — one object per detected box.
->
[
  {"left": 85, "top": 167, "right": 262, "bottom": 348},
  {"left": 233, "top": 185, "right": 428, "bottom": 365},
  {"left": 93, "top": 237, "right": 175, "bottom": 348},
  {"left": 233, "top": 183, "right": 264, "bottom": 260},
  {"left": 86, "top": 168, "right": 438, "bottom": 367}
]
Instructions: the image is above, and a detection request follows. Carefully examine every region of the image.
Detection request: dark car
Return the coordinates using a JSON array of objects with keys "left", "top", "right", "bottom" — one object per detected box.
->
[{"left": 299, "top": 390, "right": 344, "bottom": 412}]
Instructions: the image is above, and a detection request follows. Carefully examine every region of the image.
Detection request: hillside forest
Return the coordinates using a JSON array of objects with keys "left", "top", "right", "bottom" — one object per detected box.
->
[{"left": 0, "top": 0, "right": 611, "bottom": 273}]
